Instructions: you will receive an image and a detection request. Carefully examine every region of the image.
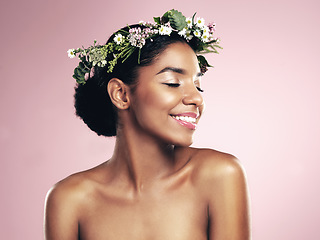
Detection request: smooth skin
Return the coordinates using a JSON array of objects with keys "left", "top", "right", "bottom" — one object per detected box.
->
[{"left": 44, "top": 42, "right": 251, "bottom": 240}]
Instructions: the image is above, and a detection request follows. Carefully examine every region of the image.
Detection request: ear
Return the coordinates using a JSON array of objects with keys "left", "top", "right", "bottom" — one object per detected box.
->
[{"left": 107, "top": 78, "right": 131, "bottom": 110}]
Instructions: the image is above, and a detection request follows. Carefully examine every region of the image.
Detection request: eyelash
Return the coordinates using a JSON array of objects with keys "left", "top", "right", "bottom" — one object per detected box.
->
[
  {"left": 163, "top": 83, "right": 204, "bottom": 92},
  {"left": 164, "top": 83, "right": 180, "bottom": 88},
  {"left": 196, "top": 87, "right": 204, "bottom": 92}
]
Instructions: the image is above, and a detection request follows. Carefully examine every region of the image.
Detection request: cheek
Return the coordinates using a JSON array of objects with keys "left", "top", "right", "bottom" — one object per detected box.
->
[
  {"left": 137, "top": 86, "right": 181, "bottom": 113},
  {"left": 149, "top": 93, "right": 179, "bottom": 110}
]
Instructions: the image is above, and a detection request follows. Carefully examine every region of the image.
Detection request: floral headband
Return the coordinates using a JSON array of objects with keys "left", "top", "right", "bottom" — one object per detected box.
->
[{"left": 68, "top": 9, "right": 221, "bottom": 85}]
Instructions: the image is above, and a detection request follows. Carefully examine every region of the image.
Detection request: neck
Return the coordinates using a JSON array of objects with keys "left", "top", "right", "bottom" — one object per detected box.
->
[{"left": 109, "top": 126, "right": 178, "bottom": 193}]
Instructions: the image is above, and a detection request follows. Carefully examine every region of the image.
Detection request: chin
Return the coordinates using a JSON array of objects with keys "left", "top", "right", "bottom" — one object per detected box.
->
[
  {"left": 143, "top": 122, "right": 196, "bottom": 147},
  {"left": 169, "top": 135, "right": 194, "bottom": 147},
  {"left": 174, "top": 142, "right": 193, "bottom": 147}
]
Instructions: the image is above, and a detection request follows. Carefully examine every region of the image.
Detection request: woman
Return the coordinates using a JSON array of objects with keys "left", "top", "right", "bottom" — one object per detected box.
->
[{"left": 44, "top": 9, "right": 250, "bottom": 240}]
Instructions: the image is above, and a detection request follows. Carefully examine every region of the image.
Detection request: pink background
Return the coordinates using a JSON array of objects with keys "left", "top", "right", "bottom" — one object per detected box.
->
[{"left": 1, "top": 0, "right": 320, "bottom": 239}]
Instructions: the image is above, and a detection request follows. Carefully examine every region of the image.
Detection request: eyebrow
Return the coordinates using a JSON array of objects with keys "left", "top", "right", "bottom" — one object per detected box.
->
[{"left": 156, "top": 67, "right": 203, "bottom": 77}]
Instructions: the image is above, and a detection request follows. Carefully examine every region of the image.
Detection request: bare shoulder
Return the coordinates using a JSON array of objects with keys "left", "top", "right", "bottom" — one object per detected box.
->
[
  {"left": 46, "top": 171, "right": 89, "bottom": 207},
  {"left": 186, "top": 147, "right": 248, "bottom": 201},
  {"left": 44, "top": 166, "right": 107, "bottom": 239},
  {"left": 188, "top": 148, "right": 251, "bottom": 239},
  {"left": 44, "top": 171, "right": 92, "bottom": 225},
  {"left": 45, "top": 163, "right": 108, "bottom": 209},
  {"left": 44, "top": 173, "right": 86, "bottom": 239},
  {"left": 189, "top": 147, "right": 246, "bottom": 181}
]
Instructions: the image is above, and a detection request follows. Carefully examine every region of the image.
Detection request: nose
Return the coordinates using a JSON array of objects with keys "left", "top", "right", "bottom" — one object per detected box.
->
[{"left": 182, "top": 84, "right": 204, "bottom": 107}]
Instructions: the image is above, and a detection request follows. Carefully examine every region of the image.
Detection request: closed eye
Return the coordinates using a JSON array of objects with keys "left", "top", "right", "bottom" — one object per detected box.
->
[
  {"left": 163, "top": 83, "right": 180, "bottom": 88},
  {"left": 163, "top": 83, "right": 204, "bottom": 92}
]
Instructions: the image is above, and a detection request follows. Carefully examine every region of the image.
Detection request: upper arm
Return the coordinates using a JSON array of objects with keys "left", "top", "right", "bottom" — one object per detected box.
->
[
  {"left": 44, "top": 181, "right": 81, "bottom": 240},
  {"left": 199, "top": 152, "right": 251, "bottom": 240}
]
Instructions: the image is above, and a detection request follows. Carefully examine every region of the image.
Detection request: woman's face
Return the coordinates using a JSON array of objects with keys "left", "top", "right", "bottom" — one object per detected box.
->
[{"left": 128, "top": 42, "right": 205, "bottom": 146}]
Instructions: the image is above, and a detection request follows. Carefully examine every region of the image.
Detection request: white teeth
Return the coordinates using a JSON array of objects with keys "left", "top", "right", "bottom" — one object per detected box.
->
[{"left": 171, "top": 115, "right": 196, "bottom": 123}]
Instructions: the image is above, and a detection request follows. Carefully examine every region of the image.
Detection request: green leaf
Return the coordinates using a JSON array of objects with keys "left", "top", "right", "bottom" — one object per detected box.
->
[
  {"left": 83, "top": 60, "right": 92, "bottom": 69},
  {"left": 161, "top": 11, "right": 169, "bottom": 24},
  {"left": 167, "top": 9, "right": 187, "bottom": 31},
  {"left": 74, "top": 67, "right": 86, "bottom": 81},
  {"left": 138, "top": 48, "right": 141, "bottom": 64},
  {"left": 191, "top": 12, "right": 197, "bottom": 26},
  {"left": 206, "top": 39, "right": 218, "bottom": 44},
  {"left": 77, "top": 79, "right": 86, "bottom": 85},
  {"left": 197, "top": 55, "right": 213, "bottom": 67},
  {"left": 197, "top": 55, "right": 213, "bottom": 73},
  {"left": 121, "top": 46, "right": 135, "bottom": 63},
  {"left": 78, "top": 62, "right": 89, "bottom": 73},
  {"left": 79, "top": 62, "right": 85, "bottom": 69},
  {"left": 118, "top": 29, "right": 129, "bottom": 35},
  {"left": 79, "top": 56, "right": 86, "bottom": 62},
  {"left": 74, "top": 67, "right": 81, "bottom": 76},
  {"left": 73, "top": 73, "right": 85, "bottom": 85},
  {"left": 153, "top": 17, "right": 161, "bottom": 25}
]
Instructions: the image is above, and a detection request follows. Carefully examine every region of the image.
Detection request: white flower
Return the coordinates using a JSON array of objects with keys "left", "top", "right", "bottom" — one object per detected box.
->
[
  {"left": 114, "top": 34, "right": 124, "bottom": 45},
  {"left": 178, "top": 28, "right": 187, "bottom": 37},
  {"left": 159, "top": 25, "right": 172, "bottom": 35},
  {"left": 67, "top": 49, "right": 76, "bottom": 58},
  {"left": 201, "top": 32, "right": 210, "bottom": 42},
  {"left": 186, "top": 17, "right": 193, "bottom": 28},
  {"left": 179, "top": 27, "right": 194, "bottom": 41},
  {"left": 135, "top": 38, "right": 146, "bottom": 48},
  {"left": 185, "top": 30, "right": 193, "bottom": 41},
  {"left": 159, "top": 26, "right": 166, "bottom": 35},
  {"left": 193, "top": 30, "right": 201, "bottom": 38},
  {"left": 98, "top": 60, "right": 107, "bottom": 67},
  {"left": 202, "top": 26, "right": 209, "bottom": 34},
  {"left": 165, "top": 27, "right": 172, "bottom": 35},
  {"left": 195, "top": 17, "right": 205, "bottom": 28},
  {"left": 101, "top": 60, "right": 107, "bottom": 66}
]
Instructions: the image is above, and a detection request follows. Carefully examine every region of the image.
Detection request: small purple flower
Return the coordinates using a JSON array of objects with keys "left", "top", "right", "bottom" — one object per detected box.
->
[{"left": 207, "top": 22, "right": 216, "bottom": 34}]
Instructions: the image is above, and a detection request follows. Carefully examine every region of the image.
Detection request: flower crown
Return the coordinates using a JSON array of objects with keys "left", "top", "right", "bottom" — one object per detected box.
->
[{"left": 68, "top": 9, "right": 222, "bottom": 85}]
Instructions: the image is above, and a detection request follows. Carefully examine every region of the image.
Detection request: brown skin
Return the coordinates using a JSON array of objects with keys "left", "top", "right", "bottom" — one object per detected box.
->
[{"left": 44, "top": 42, "right": 251, "bottom": 240}]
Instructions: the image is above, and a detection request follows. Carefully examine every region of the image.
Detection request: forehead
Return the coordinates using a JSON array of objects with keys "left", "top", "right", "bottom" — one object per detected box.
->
[{"left": 138, "top": 42, "right": 200, "bottom": 77}]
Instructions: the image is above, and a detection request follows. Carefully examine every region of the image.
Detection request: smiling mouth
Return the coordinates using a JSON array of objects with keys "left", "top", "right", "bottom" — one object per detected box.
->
[
  {"left": 171, "top": 115, "right": 197, "bottom": 123},
  {"left": 170, "top": 114, "right": 198, "bottom": 130}
]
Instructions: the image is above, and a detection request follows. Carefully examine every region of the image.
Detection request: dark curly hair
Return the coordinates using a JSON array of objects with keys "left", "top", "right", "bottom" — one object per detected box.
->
[{"left": 74, "top": 24, "right": 200, "bottom": 137}]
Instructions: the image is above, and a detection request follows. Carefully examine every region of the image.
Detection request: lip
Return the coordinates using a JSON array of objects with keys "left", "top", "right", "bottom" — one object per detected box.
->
[{"left": 170, "top": 112, "right": 199, "bottom": 130}]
